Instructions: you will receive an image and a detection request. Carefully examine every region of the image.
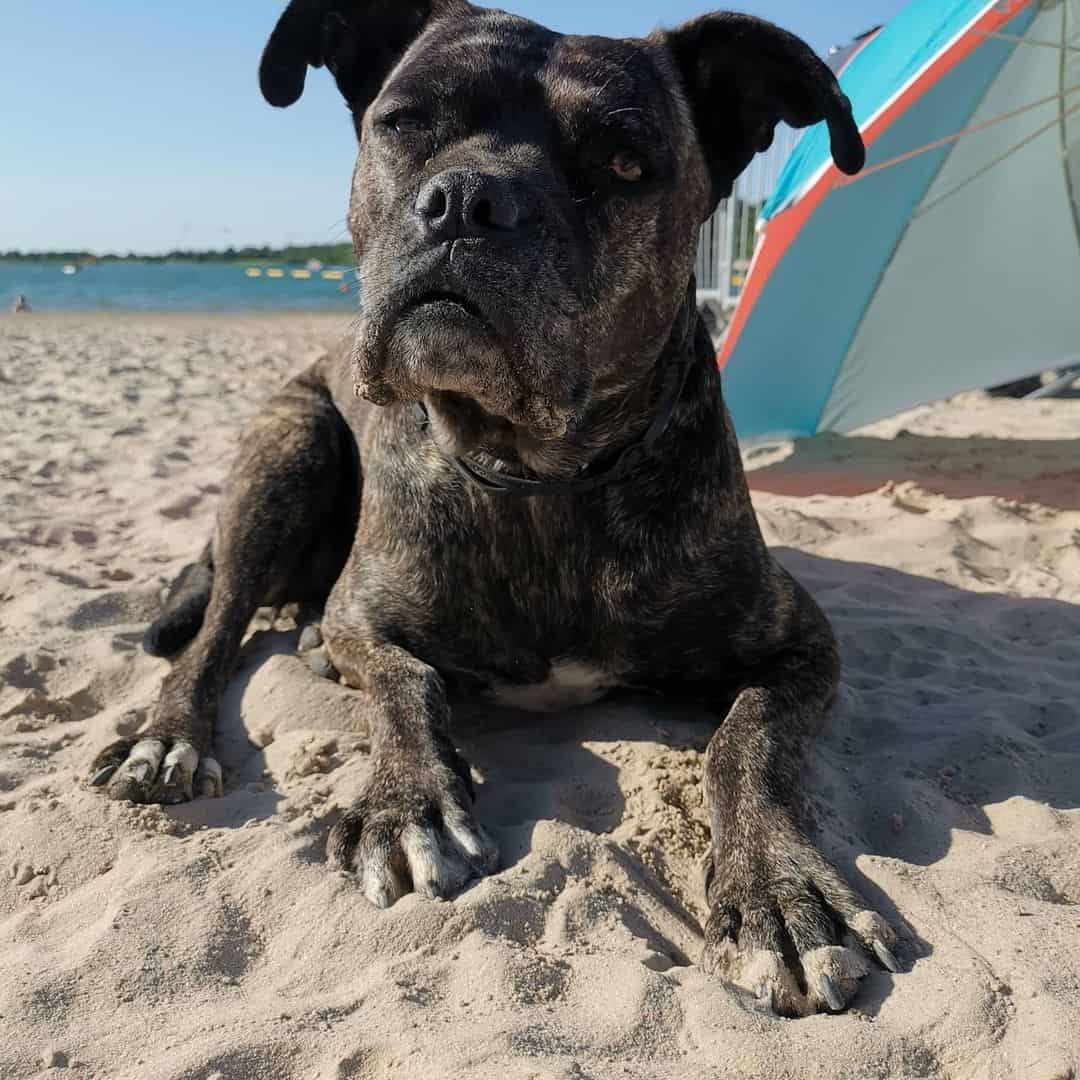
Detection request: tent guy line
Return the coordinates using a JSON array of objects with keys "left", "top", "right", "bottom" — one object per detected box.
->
[
  {"left": 838, "top": 81, "right": 1080, "bottom": 186},
  {"left": 914, "top": 97, "right": 1080, "bottom": 219},
  {"left": 975, "top": 30, "right": 1080, "bottom": 54}
]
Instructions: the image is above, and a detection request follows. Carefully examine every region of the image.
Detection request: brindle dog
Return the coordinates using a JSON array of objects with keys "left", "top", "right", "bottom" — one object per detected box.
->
[{"left": 89, "top": 0, "right": 902, "bottom": 1016}]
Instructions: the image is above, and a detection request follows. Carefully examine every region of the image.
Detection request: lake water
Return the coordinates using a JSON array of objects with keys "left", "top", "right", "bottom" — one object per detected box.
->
[{"left": 0, "top": 260, "right": 361, "bottom": 314}]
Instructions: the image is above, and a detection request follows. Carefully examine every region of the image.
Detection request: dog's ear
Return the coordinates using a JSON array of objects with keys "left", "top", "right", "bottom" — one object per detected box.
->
[
  {"left": 664, "top": 12, "right": 864, "bottom": 208},
  {"left": 259, "top": 0, "right": 459, "bottom": 114}
]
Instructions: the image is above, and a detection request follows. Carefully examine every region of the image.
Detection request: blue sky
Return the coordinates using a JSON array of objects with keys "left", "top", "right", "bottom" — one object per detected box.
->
[{"left": 3, "top": 0, "right": 909, "bottom": 254}]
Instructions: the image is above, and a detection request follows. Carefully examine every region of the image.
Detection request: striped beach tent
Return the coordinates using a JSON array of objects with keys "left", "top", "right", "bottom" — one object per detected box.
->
[{"left": 720, "top": 0, "right": 1080, "bottom": 440}]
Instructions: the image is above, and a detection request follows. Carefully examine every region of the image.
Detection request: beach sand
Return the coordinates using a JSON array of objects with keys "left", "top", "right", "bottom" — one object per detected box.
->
[{"left": 1, "top": 313, "right": 1078, "bottom": 1080}]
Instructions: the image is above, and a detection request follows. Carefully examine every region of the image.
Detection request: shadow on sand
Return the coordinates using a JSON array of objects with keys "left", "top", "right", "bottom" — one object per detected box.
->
[
  {"left": 747, "top": 433, "right": 1080, "bottom": 510},
  {"left": 164, "top": 544, "right": 1079, "bottom": 1012}
]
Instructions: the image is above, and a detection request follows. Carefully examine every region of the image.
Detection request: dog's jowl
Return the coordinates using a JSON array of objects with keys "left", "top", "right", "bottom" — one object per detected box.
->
[{"left": 89, "top": 0, "right": 901, "bottom": 1017}]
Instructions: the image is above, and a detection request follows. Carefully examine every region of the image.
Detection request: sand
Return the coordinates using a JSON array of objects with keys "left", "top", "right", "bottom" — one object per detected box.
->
[{"left": 0, "top": 313, "right": 1078, "bottom": 1080}]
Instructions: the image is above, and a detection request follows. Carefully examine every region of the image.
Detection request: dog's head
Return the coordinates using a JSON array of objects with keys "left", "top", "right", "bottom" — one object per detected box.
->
[{"left": 261, "top": 1, "right": 862, "bottom": 470}]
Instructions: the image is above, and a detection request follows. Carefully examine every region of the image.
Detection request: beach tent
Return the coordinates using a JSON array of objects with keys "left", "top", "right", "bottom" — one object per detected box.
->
[{"left": 720, "top": 0, "right": 1080, "bottom": 441}]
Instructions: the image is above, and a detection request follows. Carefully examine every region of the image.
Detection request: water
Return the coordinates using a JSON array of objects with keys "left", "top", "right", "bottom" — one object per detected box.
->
[{"left": 0, "top": 260, "right": 361, "bottom": 314}]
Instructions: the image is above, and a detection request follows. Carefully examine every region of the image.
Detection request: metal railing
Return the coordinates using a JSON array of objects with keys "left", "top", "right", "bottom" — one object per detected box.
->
[{"left": 696, "top": 126, "right": 803, "bottom": 327}]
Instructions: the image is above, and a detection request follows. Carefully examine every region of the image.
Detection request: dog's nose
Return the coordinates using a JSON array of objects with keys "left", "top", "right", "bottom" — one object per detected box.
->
[{"left": 415, "top": 169, "right": 524, "bottom": 242}]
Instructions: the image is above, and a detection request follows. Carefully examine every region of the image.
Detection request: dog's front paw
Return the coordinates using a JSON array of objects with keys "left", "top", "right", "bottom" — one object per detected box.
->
[
  {"left": 701, "top": 830, "right": 900, "bottom": 1017},
  {"left": 88, "top": 736, "right": 223, "bottom": 804},
  {"left": 327, "top": 745, "right": 498, "bottom": 907}
]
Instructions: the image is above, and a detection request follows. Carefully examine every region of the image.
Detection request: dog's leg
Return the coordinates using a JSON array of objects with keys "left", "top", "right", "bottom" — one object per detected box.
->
[
  {"left": 90, "top": 370, "right": 356, "bottom": 804},
  {"left": 142, "top": 543, "right": 215, "bottom": 658},
  {"left": 700, "top": 605, "right": 900, "bottom": 1017},
  {"left": 323, "top": 637, "right": 499, "bottom": 905}
]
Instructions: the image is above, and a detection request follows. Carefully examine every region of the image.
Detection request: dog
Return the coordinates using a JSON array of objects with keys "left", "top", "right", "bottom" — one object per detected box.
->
[{"left": 88, "top": 0, "right": 901, "bottom": 1017}]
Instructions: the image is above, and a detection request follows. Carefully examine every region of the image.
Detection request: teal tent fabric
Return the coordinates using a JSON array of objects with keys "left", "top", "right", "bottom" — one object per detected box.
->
[{"left": 721, "top": 0, "right": 1079, "bottom": 442}]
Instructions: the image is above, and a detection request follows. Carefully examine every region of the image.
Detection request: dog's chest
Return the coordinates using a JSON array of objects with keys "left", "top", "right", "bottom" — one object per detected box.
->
[
  {"left": 484, "top": 660, "right": 619, "bottom": 712},
  {"left": 349, "top": 449, "right": 742, "bottom": 699}
]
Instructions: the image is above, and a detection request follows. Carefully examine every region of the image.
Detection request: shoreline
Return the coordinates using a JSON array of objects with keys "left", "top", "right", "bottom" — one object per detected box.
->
[{"left": 1, "top": 310, "right": 355, "bottom": 324}]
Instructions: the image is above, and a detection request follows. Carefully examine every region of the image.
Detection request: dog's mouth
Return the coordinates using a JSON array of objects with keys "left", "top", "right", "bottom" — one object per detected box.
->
[
  {"left": 358, "top": 279, "right": 574, "bottom": 444},
  {"left": 400, "top": 290, "right": 494, "bottom": 332}
]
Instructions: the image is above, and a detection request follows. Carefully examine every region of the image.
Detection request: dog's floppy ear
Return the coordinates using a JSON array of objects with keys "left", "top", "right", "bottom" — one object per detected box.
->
[
  {"left": 664, "top": 12, "right": 864, "bottom": 208},
  {"left": 259, "top": 0, "right": 459, "bottom": 113}
]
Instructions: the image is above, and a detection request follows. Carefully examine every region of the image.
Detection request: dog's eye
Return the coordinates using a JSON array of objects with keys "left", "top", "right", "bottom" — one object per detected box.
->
[
  {"left": 609, "top": 151, "right": 644, "bottom": 183},
  {"left": 381, "top": 113, "right": 427, "bottom": 135},
  {"left": 394, "top": 115, "right": 427, "bottom": 134}
]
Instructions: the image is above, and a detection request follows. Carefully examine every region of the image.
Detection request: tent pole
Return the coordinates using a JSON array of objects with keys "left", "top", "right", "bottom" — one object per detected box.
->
[{"left": 1058, "top": 0, "right": 1080, "bottom": 267}]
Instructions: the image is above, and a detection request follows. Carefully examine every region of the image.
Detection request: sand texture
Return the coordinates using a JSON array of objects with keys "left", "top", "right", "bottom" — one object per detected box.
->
[{"left": 1, "top": 314, "right": 1078, "bottom": 1080}]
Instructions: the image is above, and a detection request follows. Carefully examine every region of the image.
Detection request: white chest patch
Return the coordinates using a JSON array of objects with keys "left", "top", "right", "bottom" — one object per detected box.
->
[{"left": 488, "top": 660, "right": 617, "bottom": 712}]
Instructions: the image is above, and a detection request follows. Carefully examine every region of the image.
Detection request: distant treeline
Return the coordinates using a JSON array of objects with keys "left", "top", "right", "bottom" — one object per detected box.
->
[{"left": 1, "top": 244, "right": 355, "bottom": 266}]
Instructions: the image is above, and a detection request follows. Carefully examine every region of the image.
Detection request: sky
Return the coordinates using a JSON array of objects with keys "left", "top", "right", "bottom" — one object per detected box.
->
[{"left": 3, "top": 0, "right": 909, "bottom": 254}]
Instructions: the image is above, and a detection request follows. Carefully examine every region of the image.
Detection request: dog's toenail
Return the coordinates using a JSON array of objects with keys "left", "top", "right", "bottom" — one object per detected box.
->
[
  {"left": 90, "top": 766, "right": 117, "bottom": 787},
  {"left": 818, "top": 974, "right": 844, "bottom": 1012},
  {"left": 873, "top": 941, "right": 901, "bottom": 973}
]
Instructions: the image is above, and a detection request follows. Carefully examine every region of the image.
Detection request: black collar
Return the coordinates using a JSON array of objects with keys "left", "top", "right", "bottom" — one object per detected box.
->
[{"left": 413, "top": 292, "right": 700, "bottom": 499}]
